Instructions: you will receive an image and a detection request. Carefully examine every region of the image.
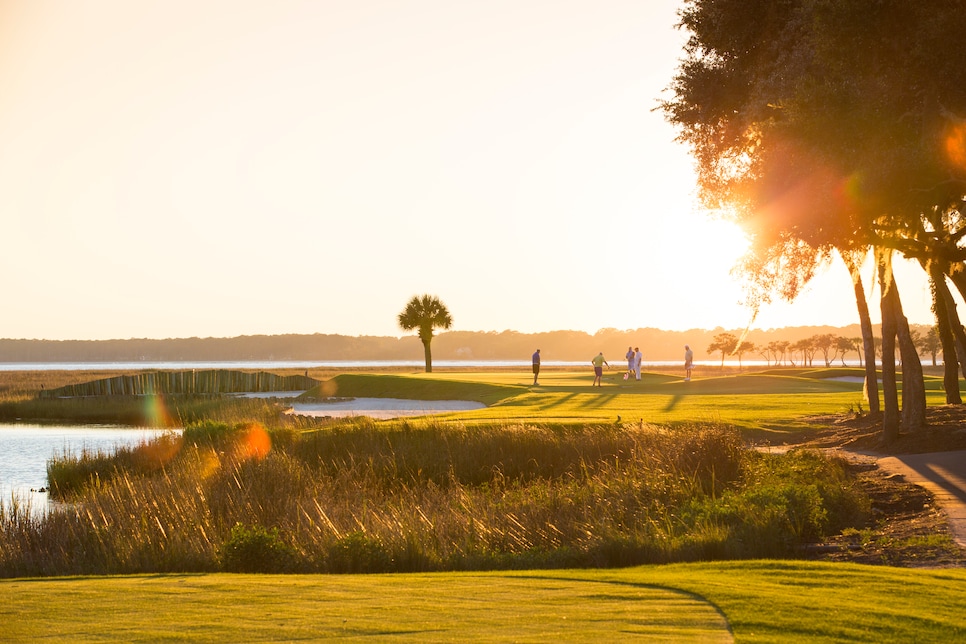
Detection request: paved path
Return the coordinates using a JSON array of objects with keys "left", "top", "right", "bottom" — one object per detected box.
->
[{"left": 871, "top": 451, "right": 966, "bottom": 548}]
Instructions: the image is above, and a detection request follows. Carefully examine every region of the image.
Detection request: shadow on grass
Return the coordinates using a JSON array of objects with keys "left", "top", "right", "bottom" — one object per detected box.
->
[{"left": 579, "top": 393, "right": 620, "bottom": 410}]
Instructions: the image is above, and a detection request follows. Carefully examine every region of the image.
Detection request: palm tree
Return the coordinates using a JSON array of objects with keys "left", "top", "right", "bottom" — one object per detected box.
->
[{"left": 397, "top": 294, "right": 453, "bottom": 373}]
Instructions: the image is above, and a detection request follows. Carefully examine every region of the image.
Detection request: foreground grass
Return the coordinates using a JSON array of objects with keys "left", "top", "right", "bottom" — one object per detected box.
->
[
  {"left": 5, "top": 421, "right": 869, "bottom": 576},
  {"left": 3, "top": 561, "right": 964, "bottom": 642}
]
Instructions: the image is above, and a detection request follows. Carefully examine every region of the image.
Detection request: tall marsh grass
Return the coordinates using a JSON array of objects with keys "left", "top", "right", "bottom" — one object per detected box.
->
[{"left": 0, "top": 419, "right": 869, "bottom": 577}]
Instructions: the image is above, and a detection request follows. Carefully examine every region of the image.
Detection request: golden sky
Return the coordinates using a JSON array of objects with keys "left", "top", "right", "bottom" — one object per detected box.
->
[{"left": 0, "top": 0, "right": 941, "bottom": 340}]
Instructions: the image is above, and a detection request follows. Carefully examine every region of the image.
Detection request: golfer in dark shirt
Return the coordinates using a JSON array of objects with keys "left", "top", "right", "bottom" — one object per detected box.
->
[{"left": 532, "top": 349, "right": 541, "bottom": 386}]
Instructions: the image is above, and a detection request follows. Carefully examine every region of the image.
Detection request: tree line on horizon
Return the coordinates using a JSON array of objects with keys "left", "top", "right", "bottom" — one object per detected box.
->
[
  {"left": 0, "top": 323, "right": 939, "bottom": 365},
  {"left": 706, "top": 328, "right": 944, "bottom": 368}
]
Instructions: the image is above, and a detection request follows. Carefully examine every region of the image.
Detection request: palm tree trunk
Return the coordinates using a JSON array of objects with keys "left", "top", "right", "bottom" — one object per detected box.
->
[{"left": 422, "top": 340, "right": 433, "bottom": 373}]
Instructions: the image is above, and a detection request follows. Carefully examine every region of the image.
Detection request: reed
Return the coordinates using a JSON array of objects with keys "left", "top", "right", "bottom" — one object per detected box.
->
[{"left": 1, "top": 418, "right": 869, "bottom": 577}]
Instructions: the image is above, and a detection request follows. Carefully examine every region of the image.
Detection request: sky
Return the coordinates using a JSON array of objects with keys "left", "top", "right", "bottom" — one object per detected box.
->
[{"left": 0, "top": 0, "right": 946, "bottom": 341}]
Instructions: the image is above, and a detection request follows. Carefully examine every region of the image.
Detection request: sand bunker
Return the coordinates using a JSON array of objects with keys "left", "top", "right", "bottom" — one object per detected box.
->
[{"left": 287, "top": 397, "right": 485, "bottom": 420}]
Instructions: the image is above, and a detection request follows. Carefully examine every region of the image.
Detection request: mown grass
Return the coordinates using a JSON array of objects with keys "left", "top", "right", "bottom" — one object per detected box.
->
[
  {"left": 296, "top": 368, "right": 906, "bottom": 440},
  {"left": 636, "top": 560, "right": 966, "bottom": 642},
  {"left": 0, "top": 570, "right": 732, "bottom": 642},
  {"left": 2, "top": 562, "right": 964, "bottom": 642},
  {"left": 301, "top": 373, "right": 522, "bottom": 405}
]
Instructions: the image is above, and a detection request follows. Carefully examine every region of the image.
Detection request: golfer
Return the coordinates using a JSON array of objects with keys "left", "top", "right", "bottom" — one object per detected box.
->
[
  {"left": 684, "top": 344, "right": 694, "bottom": 381},
  {"left": 532, "top": 349, "right": 541, "bottom": 386},
  {"left": 591, "top": 352, "right": 609, "bottom": 387}
]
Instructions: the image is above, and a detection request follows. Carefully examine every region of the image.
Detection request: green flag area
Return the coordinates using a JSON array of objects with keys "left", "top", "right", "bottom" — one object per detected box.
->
[
  {"left": 4, "top": 561, "right": 964, "bottom": 642},
  {"left": 310, "top": 368, "right": 932, "bottom": 437}
]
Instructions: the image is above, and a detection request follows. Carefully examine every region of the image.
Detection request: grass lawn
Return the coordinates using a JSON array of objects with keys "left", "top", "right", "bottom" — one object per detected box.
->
[
  {"left": 308, "top": 367, "right": 949, "bottom": 440},
  {"left": 3, "top": 561, "right": 964, "bottom": 642}
]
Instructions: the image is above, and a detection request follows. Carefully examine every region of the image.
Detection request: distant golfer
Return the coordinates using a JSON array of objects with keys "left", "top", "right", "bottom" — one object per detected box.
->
[
  {"left": 684, "top": 344, "right": 694, "bottom": 381},
  {"left": 625, "top": 346, "right": 635, "bottom": 378},
  {"left": 532, "top": 349, "right": 541, "bottom": 386},
  {"left": 591, "top": 352, "right": 609, "bottom": 387},
  {"left": 634, "top": 347, "right": 643, "bottom": 381}
]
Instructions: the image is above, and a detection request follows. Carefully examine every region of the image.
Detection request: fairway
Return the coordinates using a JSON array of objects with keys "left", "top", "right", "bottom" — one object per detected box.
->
[
  {"left": 5, "top": 561, "right": 966, "bottom": 642},
  {"left": 2, "top": 572, "right": 730, "bottom": 642},
  {"left": 316, "top": 368, "right": 941, "bottom": 436}
]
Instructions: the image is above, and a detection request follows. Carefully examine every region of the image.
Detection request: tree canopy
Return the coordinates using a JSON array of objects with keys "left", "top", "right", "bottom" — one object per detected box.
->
[
  {"left": 665, "top": 0, "right": 966, "bottom": 258},
  {"left": 662, "top": 0, "right": 966, "bottom": 437}
]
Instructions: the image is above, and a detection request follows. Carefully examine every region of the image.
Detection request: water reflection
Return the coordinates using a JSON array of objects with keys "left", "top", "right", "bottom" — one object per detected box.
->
[{"left": 0, "top": 424, "right": 177, "bottom": 514}]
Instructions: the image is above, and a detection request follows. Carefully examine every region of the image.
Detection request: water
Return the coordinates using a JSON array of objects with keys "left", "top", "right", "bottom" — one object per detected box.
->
[
  {"left": 0, "top": 424, "right": 176, "bottom": 514},
  {"left": 0, "top": 360, "right": 588, "bottom": 370},
  {"left": 0, "top": 359, "right": 859, "bottom": 371}
]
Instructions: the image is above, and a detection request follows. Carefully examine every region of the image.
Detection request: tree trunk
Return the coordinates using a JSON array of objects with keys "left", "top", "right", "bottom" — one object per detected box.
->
[
  {"left": 945, "top": 262, "right": 966, "bottom": 303},
  {"left": 422, "top": 340, "right": 433, "bottom": 373},
  {"left": 927, "top": 261, "right": 962, "bottom": 403},
  {"left": 938, "top": 266, "right": 966, "bottom": 385},
  {"left": 879, "top": 252, "right": 900, "bottom": 442},
  {"left": 889, "top": 280, "right": 926, "bottom": 432},
  {"left": 844, "top": 251, "right": 879, "bottom": 414}
]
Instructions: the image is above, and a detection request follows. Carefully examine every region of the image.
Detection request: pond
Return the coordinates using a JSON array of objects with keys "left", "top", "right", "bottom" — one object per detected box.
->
[
  {"left": 0, "top": 424, "right": 176, "bottom": 514},
  {"left": 287, "top": 397, "right": 486, "bottom": 419}
]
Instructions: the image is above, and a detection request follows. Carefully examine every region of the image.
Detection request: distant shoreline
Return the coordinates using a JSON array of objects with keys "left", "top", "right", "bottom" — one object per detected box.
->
[
  {"left": 0, "top": 359, "right": 872, "bottom": 372},
  {"left": 0, "top": 324, "right": 903, "bottom": 364}
]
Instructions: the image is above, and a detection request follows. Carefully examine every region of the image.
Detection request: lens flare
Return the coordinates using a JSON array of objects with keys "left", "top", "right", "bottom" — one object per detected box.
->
[
  {"left": 143, "top": 394, "right": 176, "bottom": 427},
  {"left": 237, "top": 423, "right": 272, "bottom": 461},
  {"left": 320, "top": 379, "right": 338, "bottom": 397},
  {"left": 195, "top": 447, "right": 222, "bottom": 480},
  {"left": 836, "top": 172, "right": 865, "bottom": 210},
  {"left": 945, "top": 123, "right": 966, "bottom": 171},
  {"left": 133, "top": 432, "right": 183, "bottom": 470}
]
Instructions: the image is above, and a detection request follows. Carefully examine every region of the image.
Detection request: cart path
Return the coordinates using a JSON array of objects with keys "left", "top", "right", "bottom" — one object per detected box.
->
[{"left": 873, "top": 451, "right": 966, "bottom": 548}]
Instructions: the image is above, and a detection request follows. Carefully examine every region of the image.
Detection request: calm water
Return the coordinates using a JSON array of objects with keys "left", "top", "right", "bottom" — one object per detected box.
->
[
  {"left": 0, "top": 360, "right": 587, "bottom": 370},
  {"left": 0, "top": 424, "right": 176, "bottom": 513},
  {"left": 0, "top": 359, "right": 850, "bottom": 371}
]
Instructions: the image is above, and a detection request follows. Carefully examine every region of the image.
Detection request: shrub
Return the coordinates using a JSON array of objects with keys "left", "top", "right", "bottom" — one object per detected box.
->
[
  {"left": 219, "top": 523, "right": 298, "bottom": 573},
  {"left": 683, "top": 449, "right": 871, "bottom": 557},
  {"left": 327, "top": 531, "right": 392, "bottom": 574}
]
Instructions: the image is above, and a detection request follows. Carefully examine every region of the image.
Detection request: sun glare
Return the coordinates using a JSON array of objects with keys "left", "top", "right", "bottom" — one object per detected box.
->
[
  {"left": 622, "top": 210, "right": 755, "bottom": 331},
  {"left": 945, "top": 123, "right": 966, "bottom": 171},
  {"left": 684, "top": 217, "right": 751, "bottom": 279}
]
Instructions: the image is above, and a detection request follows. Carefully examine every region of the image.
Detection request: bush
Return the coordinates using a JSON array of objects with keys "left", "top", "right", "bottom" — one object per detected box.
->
[
  {"left": 327, "top": 531, "right": 392, "bottom": 574},
  {"left": 219, "top": 523, "right": 298, "bottom": 573},
  {"left": 683, "top": 449, "right": 871, "bottom": 557}
]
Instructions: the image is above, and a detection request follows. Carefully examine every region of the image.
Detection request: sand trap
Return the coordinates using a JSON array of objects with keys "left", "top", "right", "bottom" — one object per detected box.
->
[
  {"left": 233, "top": 391, "right": 306, "bottom": 399},
  {"left": 287, "top": 397, "right": 485, "bottom": 419}
]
